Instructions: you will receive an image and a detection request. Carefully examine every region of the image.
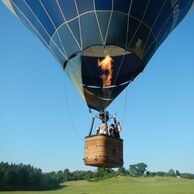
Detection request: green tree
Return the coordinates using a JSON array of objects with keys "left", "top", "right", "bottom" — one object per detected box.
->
[
  {"left": 85, "top": 170, "right": 94, "bottom": 180},
  {"left": 155, "top": 171, "right": 167, "bottom": 176},
  {"left": 96, "top": 167, "right": 106, "bottom": 177},
  {"left": 129, "top": 163, "right": 147, "bottom": 176},
  {"left": 63, "top": 169, "right": 71, "bottom": 181},
  {"left": 117, "top": 167, "right": 128, "bottom": 176},
  {"left": 167, "top": 169, "right": 176, "bottom": 177},
  {"left": 180, "top": 173, "right": 194, "bottom": 179},
  {"left": 57, "top": 170, "right": 64, "bottom": 183}
]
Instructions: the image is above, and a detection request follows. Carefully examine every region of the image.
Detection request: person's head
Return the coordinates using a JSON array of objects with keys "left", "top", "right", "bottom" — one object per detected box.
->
[{"left": 99, "top": 114, "right": 104, "bottom": 120}]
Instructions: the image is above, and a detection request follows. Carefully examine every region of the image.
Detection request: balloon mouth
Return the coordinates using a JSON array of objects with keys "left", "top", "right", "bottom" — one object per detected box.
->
[
  {"left": 65, "top": 45, "right": 144, "bottom": 111},
  {"left": 82, "top": 45, "right": 131, "bottom": 58}
]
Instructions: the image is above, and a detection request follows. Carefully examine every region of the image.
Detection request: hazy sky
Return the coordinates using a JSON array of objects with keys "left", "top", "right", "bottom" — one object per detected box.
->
[{"left": 0, "top": 3, "right": 194, "bottom": 173}]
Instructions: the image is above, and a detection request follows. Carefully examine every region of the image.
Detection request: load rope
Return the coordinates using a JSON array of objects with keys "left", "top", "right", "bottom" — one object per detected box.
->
[{"left": 63, "top": 78, "right": 84, "bottom": 142}]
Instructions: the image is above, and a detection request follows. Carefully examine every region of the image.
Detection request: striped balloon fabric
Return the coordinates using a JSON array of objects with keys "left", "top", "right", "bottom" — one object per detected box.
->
[{"left": 3, "top": 0, "right": 193, "bottom": 111}]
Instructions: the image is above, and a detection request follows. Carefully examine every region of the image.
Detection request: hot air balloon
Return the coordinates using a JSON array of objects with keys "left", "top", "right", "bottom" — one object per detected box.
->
[{"left": 3, "top": 0, "right": 193, "bottom": 168}]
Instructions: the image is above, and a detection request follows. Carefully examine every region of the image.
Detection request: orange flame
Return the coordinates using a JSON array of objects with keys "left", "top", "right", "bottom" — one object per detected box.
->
[{"left": 98, "top": 54, "right": 113, "bottom": 87}]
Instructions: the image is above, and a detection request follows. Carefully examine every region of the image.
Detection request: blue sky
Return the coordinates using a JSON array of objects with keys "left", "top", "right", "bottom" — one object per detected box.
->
[{"left": 0, "top": 3, "right": 194, "bottom": 173}]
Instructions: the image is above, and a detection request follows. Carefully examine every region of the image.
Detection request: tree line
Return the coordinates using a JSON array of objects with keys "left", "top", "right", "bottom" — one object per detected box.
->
[
  {"left": 0, "top": 162, "right": 59, "bottom": 191},
  {"left": 0, "top": 161, "right": 194, "bottom": 191}
]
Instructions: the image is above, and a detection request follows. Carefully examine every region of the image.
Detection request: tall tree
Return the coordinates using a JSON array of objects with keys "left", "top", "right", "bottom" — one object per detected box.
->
[
  {"left": 167, "top": 169, "right": 176, "bottom": 177},
  {"left": 129, "top": 163, "right": 147, "bottom": 176}
]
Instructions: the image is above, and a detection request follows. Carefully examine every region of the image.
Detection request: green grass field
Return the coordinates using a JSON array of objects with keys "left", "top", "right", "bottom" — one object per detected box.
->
[{"left": 1, "top": 176, "right": 194, "bottom": 194}]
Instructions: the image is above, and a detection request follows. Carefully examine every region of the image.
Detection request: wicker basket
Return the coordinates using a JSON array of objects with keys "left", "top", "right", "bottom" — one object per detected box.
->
[{"left": 84, "top": 135, "right": 123, "bottom": 168}]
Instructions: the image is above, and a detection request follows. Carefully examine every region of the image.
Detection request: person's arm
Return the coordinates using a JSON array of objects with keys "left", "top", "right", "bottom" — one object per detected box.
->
[{"left": 113, "top": 116, "right": 117, "bottom": 124}]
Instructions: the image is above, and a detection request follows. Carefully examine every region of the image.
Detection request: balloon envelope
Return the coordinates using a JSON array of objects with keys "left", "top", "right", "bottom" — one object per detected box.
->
[{"left": 3, "top": 0, "right": 193, "bottom": 111}]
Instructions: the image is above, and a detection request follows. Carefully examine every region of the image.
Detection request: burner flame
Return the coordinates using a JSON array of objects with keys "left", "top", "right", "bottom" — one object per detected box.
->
[{"left": 98, "top": 54, "right": 113, "bottom": 87}]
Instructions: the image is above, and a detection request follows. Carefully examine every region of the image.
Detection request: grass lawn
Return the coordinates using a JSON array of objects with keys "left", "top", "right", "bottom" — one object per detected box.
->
[{"left": 1, "top": 176, "right": 194, "bottom": 194}]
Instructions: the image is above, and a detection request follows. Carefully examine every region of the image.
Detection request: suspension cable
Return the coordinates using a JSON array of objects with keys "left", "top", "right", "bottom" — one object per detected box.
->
[
  {"left": 120, "top": 86, "right": 128, "bottom": 126},
  {"left": 63, "top": 78, "right": 84, "bottom": 142}
]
